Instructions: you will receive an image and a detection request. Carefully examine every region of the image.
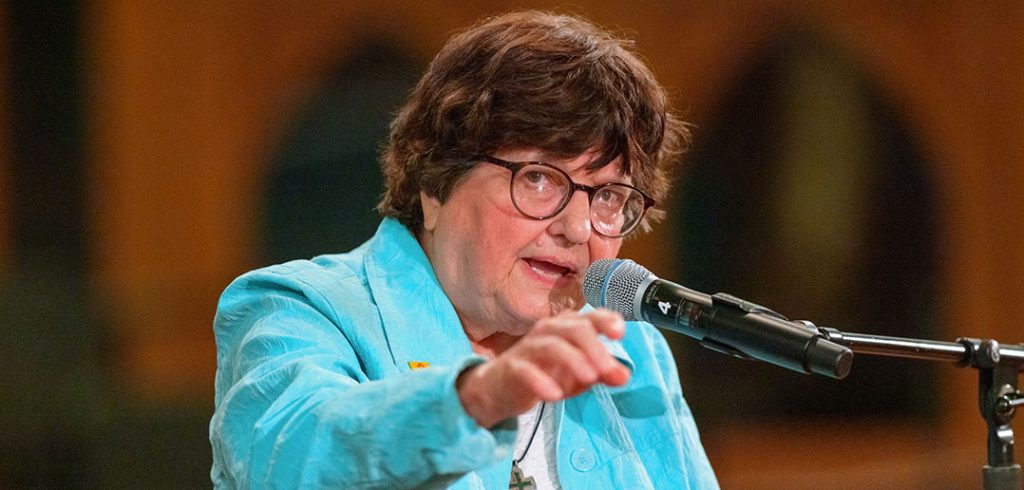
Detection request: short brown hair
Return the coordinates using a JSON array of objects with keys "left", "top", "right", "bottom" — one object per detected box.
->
[{"left": 378, "top": 10, "right": 689, "bottom": 233}]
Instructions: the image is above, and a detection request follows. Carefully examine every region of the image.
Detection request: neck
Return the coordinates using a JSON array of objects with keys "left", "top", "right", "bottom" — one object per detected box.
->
[
  {"left": 416, "top": 227, "right": 531, "bottom": 359},
  {"left": 468, "top": 330, "right": 521, "bottom": 359}
]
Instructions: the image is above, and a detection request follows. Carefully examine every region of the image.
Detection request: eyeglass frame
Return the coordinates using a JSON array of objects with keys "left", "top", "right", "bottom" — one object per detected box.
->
[{"left": 477, "top": 155, "right": 656, "bottom": 238}]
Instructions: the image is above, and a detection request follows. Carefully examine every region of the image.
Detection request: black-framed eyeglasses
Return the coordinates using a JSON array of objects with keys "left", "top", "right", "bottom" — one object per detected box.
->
[{"left": 479, "top": 155, "right": 656, "bottom": 238}]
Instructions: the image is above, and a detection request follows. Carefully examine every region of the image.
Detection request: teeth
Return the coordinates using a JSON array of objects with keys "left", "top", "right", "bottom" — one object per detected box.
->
[
  {"left": 531, "top": 264, "right": 560, "bottom": 278},
  {"left": 527, "top": 259, "right": 569, "bottom": 278}
]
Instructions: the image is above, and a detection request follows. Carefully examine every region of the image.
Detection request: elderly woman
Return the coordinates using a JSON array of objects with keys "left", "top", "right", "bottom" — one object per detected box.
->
[{"left": 210, "top": 11, "right": 717, "bottom": 490}]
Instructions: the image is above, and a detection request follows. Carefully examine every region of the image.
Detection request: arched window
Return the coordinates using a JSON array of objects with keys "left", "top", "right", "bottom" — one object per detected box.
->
[
  {"left": 262, "top": 42, "right": 420, "bottom": 263},
  {"left": 673, "top": 29, "right": 940, "bottom": 424}
]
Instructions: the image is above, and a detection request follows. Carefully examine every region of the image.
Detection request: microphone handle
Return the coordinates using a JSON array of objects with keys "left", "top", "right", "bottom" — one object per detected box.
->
[{"left": 636, "top": 278, "right": 853, "bottom": 379}]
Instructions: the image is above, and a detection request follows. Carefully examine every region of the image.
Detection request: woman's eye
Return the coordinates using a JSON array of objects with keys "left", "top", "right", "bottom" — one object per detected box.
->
[
  {"left": 596, "top": 188, "right": 626, "bottom": 206},
  {"left": 523, "top": 170, "right": 549, "bottom": 186}
]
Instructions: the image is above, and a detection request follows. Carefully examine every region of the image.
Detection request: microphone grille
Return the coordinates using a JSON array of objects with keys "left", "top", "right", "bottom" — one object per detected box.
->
[
  {"left": 583, "top": 258, "right": 653, "bottom": 321},
  {"left": 583, "top": 258, "right": 617, "bottom": 306}
]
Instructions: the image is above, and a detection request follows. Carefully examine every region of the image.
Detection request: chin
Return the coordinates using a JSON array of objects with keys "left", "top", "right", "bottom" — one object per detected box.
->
[
  {"left": 501, "top": 289, "right": 583, "bottom": 330},
  {"left": 548, "top": 289, "right": 584, "bottom": 314},
  {"left": 504, "top": 300, "right": 553, "bottom": 327}
]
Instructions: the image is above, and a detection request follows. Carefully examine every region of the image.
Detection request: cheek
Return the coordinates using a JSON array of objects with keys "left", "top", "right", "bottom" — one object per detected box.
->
[
  {"left": 476, "top": 195, "right": 545, "bottom": 244},
  {"left": 476, "top": 221, "right": 537, "bottom": 265},
  {"left": 460, "top": 211, "right": 531, "bottom": 273}
]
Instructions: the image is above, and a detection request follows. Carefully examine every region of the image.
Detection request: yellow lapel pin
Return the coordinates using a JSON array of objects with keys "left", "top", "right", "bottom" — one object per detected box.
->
[{"left": 408, "top": 361, "right": 430, "bottom": 370}]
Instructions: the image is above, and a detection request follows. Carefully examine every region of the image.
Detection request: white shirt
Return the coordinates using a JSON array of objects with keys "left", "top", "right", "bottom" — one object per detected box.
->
[{"left": 512, "top": 403, "right": 561, "bottom": 490}]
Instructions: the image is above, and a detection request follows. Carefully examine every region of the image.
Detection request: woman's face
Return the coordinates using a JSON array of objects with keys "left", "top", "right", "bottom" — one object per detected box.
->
[{"left": 418, "top": 148, "right": 626, "bottom": 340}]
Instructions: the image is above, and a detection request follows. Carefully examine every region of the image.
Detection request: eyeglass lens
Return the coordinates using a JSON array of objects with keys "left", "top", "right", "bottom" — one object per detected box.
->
[{"left": 511, "top": 164, "right": 645, "bottom": 237}]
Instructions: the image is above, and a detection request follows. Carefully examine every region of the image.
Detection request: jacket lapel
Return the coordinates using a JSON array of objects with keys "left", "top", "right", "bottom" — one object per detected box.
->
[{"left": 364, "top": 219, "right": 474, "bottom": 372}]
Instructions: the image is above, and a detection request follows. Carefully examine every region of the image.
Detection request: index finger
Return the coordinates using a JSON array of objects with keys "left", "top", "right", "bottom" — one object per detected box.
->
[{"left": 580, "top": 308, "right": 626, "bottom": 340}]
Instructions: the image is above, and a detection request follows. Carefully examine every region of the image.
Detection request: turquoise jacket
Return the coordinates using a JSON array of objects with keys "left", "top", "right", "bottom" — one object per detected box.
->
[{"left": 210, "top": 218, "right": 718, "bottom": 489}]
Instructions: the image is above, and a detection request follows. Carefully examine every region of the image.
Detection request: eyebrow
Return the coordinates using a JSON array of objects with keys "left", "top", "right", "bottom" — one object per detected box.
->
[
  {"left": 519, "top": 150, "right": 562, "bottom": 164},
  {"left": 501, "top": 152, "right": 630, "bottom": 183},
  {"left": 562, "top": 159, "right": 633, "bottom": 186}
]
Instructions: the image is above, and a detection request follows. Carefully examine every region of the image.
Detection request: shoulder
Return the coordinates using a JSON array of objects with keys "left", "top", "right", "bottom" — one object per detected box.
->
[
  {"left": 213, "top": 249, "right": 376, "bottom": 354},
  {"left": 218, "top": 254, "right": 366, "bottom": 313}
]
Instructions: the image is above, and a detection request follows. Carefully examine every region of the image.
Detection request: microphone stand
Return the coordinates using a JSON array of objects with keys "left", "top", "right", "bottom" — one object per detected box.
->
[{"left": 815, "top": 326, "right": 1024, "bottom": 490}]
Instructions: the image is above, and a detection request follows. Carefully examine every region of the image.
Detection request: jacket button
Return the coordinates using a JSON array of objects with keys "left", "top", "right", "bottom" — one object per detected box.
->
[{"left": 570, "top": 448, "right": 596, "bottom": 472}]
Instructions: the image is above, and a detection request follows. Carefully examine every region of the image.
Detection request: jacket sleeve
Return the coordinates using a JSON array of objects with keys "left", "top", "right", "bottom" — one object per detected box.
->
[{"left": 209, "top": 265, "right": 515, "bottom": 489}]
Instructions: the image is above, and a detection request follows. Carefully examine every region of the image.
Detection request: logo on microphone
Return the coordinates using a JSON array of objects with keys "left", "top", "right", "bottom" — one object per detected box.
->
[{"left": 658, "top": 301, "right": 671, "bottom": 315}]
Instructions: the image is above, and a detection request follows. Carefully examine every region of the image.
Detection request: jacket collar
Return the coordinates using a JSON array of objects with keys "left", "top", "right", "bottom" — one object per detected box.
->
[
  {"left": 579, "top": 303, "right": 635, "bottom": 373},
  {"left": 363, "top": 218, "right": 634, "bottom": 373},
  {"left": 364, "top": 218, "right": 473, "bottom": 371}
]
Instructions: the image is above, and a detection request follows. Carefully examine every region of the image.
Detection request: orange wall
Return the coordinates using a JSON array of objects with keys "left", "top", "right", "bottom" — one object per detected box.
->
[{"left": 80, "top": 1, "right": 1023, "bottom": 487}]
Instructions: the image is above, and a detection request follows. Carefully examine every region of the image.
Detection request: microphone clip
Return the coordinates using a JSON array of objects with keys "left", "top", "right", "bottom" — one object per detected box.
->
[{"left": 711, "top": 292, "right": 790, "bottom": 321}]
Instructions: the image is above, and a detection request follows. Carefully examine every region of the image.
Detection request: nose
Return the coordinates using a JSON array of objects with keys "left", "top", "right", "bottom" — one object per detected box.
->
[{"left": 550, "top": 190, "right": 592, "bottom": 244}]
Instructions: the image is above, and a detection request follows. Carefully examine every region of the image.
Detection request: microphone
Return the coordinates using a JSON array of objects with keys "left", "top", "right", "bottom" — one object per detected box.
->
[{"left": 584, "top": 259, "right": 852, "bottom": 379}]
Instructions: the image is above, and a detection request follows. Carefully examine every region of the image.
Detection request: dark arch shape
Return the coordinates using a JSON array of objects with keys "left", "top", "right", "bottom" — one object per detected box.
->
[
  {"left": 261, "top": 40, "right": 421, "bottom": 264},
  {"left": 672, "top": 27, "right": 940, "bottom": 424}
]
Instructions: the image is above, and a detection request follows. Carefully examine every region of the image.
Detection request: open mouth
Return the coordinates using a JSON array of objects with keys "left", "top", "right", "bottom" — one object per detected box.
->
[{"left": 523, "top": 258, "right": 574, "bottom": 281}]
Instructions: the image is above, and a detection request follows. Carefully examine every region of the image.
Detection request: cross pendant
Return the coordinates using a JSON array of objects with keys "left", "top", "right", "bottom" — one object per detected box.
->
[{"left": 509, "top": 464, "right": 536, "bottom": 490}]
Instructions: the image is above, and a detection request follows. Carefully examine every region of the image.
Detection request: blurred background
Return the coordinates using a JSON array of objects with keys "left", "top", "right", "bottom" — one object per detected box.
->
[{"left": 1, "top": 1, "right": 1022, "bottom": 488}]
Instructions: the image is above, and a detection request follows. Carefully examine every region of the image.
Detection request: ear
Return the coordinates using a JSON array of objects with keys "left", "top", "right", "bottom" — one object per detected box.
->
[{"left": 420, "top": 190, "right": 442, "bottom": 232}]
